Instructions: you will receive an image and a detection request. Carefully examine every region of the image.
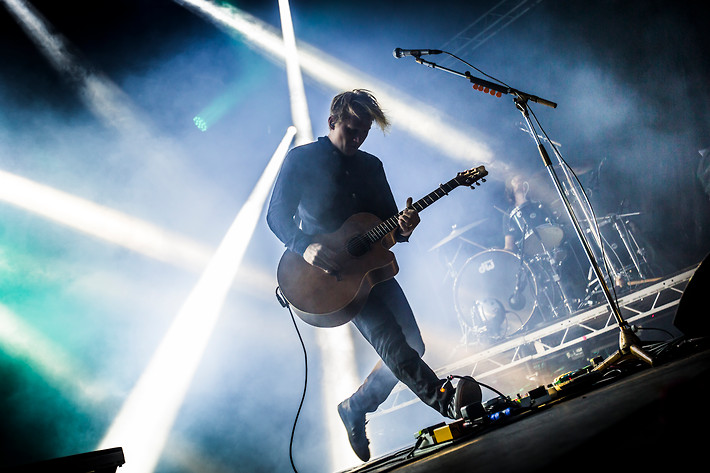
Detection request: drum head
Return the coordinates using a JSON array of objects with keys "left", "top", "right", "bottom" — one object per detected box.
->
[
  {"left": 525, "top": 224, "right": 564, "bottom": 256},
  {"left": 454, "top": 249, "right": 537, "bottom": 340},
  {"left": 509, "top": 202, "right": 564, "bottom": 256}
]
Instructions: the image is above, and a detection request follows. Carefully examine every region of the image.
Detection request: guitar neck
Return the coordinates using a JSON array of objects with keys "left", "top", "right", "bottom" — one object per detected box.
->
[{"left": 364, "top": 176, "right": 462, "bottom": 244}]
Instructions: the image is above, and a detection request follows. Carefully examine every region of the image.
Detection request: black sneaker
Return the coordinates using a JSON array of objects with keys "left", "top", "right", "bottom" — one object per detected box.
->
[
  {"left": 446, "top": 376, "right": 482, "bottom": 419},
  {"left": 338, "top": 399, "right": 370, "bottom": 462}
]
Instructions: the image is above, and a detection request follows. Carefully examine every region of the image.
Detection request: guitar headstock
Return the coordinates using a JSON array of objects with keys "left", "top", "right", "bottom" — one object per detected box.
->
[{"left": 456, "top": 165, "right": 488, "bottom": 189}]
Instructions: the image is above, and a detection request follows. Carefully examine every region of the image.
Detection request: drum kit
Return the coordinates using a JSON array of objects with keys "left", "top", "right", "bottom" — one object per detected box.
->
[{"left": 432, "top": 200, "right": 656, "bottom": 346}]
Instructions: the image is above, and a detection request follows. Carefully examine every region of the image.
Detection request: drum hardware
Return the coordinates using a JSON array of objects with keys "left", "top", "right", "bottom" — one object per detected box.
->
[
  {"left": 610, "top": 214, "right": 652, "bottom": 280},
  {"left": 582, "top": 212, "right": 655, "bottom": 303},
  {"left": 509, "top": 201, "right": 565, "bottom": 258},
  {"left": 508, "top": 261, "right": 527, "bottom": 312},
  {"left": 429, "top": 218, "right": 487, "bottom": 251},
  {"left": 542, "top": 246, "right": 576, "bottom": 316},
  {"left": 593, "top": 211, "right": 641, "bottom": 223},
  {"left": 627, "top": 277, "right": 662, "bottom": 286},
  {"left": 532, "top": 263, "right": 573, "bottom": 319},
  {"left": 469, "top": 299, "right": 508, "bottom": 342},
  {"left": 438, "top": 240, "right": 467, "bottom": 282},
  {"left": 509, "top": 202, "right": 576, "bottom": 319},
  {"left": 430, "top": 219, "right": 488, "bottom": 284},
  {"left": 458, "top": 236, "right": 489, "bottom": 251},
  {"left": 453, "top": 249, "right": 539, "bottom": 345},
  {"left": 450, "top": 199, "right": 577, "bottom": 342}
]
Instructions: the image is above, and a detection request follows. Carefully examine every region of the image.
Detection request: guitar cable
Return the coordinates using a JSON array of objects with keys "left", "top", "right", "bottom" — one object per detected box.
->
[{"left": 275, "top": 286, "right": 307, "bottom": 473}]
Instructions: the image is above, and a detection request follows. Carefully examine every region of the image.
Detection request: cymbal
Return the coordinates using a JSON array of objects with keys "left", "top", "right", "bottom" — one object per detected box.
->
[
  {"left": 429, "top": 218, "right": 487, "bottom": 251},
  {"left": 578, "top": 212, "right": 642, "bottom": 224}
]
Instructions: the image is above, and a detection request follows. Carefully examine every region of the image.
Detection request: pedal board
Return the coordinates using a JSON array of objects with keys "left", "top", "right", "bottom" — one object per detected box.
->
[
  {"left": 414, "top": 383, "right": 565, "bottom": 448},
  {"left": 414, "top": 363, "right": 605, "bottom": 449},
  {"left": 414, "top": 419, "right": 468, "bottom": 448}
]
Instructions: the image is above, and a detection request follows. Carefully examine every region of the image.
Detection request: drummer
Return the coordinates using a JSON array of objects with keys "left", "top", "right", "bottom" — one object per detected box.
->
[
  {"left": 503, "top": 174, "right": 530, "bottom": 252},
  {"left": 502, "top": 174, "right": 562, "bottom": 255}
]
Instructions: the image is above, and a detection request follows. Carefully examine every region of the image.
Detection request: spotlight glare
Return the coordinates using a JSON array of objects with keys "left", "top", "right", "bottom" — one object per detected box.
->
[
  {"left": 98, "top": 127, "right": 297, "bottom": 473},
  {"left": 2, "top": 0, "right": 150, "bottom": 137},
  {"left": 0, "top": 169, "right": 212, "bottom": 271},
  {"left": 278, "top": 0, "right": 313, "bottom": 145},
  {"left": 175, "top": 0, "right": 495, "bottom": 166}
]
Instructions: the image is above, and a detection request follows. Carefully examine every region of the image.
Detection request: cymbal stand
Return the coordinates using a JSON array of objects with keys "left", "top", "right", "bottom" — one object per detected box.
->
[
  {"left": 509, "top": 238, "right": 528, "bottom": 310},
  {"left": 535, "top": 243, "right": 575, "bottom": 318},
  {"left": 409, "top": 55, "right": 654, "bottom": 370},
  {"left": 610, "top": 213, "right": 652, "bottom": 280}
]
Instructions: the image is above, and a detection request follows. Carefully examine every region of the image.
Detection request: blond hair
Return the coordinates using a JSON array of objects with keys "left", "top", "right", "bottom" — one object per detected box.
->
[{"left": 330, "top": 89, "right": 390, "bottom": 131}]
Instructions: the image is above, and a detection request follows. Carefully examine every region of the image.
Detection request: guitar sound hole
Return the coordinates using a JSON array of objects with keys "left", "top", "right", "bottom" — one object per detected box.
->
[{"left": 347, "top": 236, "right": 371, "bottom": 257}]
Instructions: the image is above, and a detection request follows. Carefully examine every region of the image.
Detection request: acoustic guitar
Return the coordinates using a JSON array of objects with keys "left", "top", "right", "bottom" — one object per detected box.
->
[{"left": 277, "top": 165, "right": 488, "bottom": 327}]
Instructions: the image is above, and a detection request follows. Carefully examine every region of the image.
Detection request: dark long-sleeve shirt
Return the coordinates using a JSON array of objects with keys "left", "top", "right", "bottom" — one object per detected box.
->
[{"left": 267, "top": 136, "right": 404, "bottom": 255}]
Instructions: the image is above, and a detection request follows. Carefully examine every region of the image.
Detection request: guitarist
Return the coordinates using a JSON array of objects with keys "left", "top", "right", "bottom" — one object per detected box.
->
[{"left": 267, "top": 89, "right": 480, "bottom": 462}]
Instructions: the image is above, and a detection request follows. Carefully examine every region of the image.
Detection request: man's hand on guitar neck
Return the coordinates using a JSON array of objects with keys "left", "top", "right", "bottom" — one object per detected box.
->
[
  {"left": 303, "top": 242, "right": 341, "bottom": 275},
  {"left": 397, "top": 197, "right": 420, "bottom": 238}
]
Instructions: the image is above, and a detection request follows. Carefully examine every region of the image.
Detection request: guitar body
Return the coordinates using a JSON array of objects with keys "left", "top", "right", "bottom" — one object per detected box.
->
[
  {"left": 277, "top": 213, "right": 399, "bottom": 327},
  {"left": 275, "top": 165, "right": 488, "bottom": 328}
]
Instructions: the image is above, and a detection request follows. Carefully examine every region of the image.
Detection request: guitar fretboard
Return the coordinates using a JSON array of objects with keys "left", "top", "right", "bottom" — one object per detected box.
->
[{"left": 364, "top": 176, "right": 464, "bottom": 244}]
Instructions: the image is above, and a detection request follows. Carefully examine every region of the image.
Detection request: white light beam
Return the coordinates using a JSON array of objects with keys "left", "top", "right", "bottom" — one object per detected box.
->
[
  {"left": 0, "top": 169, "right": 211, "bottom": 271},
  {"left": 1, "top": 0, "right": 148, "bottom": 136},
  {"left": 175, "top": 0, "right": 497, "bottom": 167},
  {"left": 278, "top": 0, "right": 313, "bottom": 145},
  {"left": 97, "top": 127, "right": 297, "bottom": 473}
]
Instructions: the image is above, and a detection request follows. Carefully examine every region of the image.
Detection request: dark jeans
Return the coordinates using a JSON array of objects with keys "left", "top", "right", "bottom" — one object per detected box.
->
[{"left": 347, "top": 279, "right": 450, "bottom": 416}]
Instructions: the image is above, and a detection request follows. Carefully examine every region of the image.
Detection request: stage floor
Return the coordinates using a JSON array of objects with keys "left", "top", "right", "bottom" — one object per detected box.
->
[{"left": 342, "top": 340, "right": 710, "bottom": 472}]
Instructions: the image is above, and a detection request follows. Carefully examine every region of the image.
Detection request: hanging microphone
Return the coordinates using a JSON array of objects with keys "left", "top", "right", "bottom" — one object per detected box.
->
[{"left": 393, "top": 48, "right": 443, "bottom": 58}]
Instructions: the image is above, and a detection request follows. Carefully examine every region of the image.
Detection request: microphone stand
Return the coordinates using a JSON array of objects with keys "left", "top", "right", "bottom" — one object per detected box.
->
[{"left": 412, "top": 56, "right": 654, "bottom": 371}]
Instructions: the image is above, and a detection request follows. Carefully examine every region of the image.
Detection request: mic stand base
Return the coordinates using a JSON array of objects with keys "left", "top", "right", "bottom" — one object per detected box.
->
[{"left": 592, "top": 325, "right": 654, "bottom": 373}]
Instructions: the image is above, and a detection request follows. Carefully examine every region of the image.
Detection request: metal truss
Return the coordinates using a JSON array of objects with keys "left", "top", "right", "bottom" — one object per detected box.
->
[
  {"left": 438, "top": 0, "right": 544, "bottom": 63},
  {"left": 371, "top": 264, "right": 697, "bottom": 417}
]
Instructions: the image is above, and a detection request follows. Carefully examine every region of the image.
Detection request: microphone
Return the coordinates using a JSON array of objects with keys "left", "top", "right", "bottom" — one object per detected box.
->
[
  {"left": 393, "top": 48, "right": 443, "bottom": 58},
  {"left": 508, "top": 292, "right": 526, "bottom": 311},
  {"left": 508, "top": 266, "right": 527, "bottom": 311}
]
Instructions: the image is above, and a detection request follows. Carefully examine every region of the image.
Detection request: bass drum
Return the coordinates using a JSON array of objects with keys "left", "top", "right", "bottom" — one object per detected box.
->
[{"left": 454, "top": 249, "right": 538, "bottom": 341}]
